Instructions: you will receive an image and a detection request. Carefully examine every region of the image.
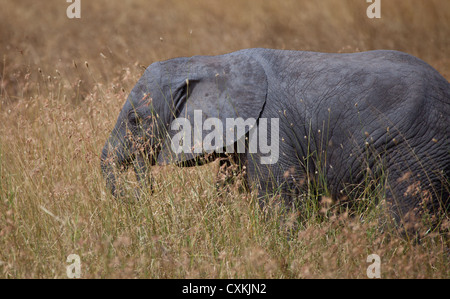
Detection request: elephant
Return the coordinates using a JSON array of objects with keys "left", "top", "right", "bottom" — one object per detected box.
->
[{"left": 101, "top": 48, "right": 449, "bottom": 227}]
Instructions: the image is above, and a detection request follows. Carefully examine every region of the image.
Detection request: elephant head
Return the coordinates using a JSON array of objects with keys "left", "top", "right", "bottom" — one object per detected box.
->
[{"left": 100, "top": 51, "right": 268, "bottom": 197}]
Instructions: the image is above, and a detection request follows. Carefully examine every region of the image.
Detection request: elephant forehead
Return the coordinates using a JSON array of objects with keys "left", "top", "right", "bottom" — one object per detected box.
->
[
  {"left": 188, "top": 54, "right": 265, "bottom": 79},
  {"left": 188, "top": 56, "right": 231, "bottom": 75}
]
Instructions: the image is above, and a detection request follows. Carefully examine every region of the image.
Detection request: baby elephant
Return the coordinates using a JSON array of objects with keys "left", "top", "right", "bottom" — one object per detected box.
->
[{"left": 101, "top": 48, "right": 449, "bottom": 228}]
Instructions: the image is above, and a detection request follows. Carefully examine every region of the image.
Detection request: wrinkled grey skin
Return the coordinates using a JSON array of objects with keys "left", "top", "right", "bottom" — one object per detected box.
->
[{"left": 101, "top": 48, "right": 449, "bottom": 224}]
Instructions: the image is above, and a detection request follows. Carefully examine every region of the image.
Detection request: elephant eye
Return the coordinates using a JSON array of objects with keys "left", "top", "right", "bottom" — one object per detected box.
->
[{"left": 129, "top": 112, "right": 140, "bottom": 126}]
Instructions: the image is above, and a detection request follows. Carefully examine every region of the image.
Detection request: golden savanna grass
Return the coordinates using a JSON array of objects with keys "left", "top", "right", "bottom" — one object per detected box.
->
[{"left": 0, "top": 0, "right": 449, "bottom": 278}]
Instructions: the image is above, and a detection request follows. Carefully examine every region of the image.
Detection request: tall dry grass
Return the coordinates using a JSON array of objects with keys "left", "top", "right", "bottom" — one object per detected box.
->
[{"left": 0, "top": 0, "right": 449, "bottom": 278}]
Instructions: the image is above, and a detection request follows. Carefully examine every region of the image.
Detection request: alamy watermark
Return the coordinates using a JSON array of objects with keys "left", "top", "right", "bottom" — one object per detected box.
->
[
  {"left": 66, "top": 254, "right": 81, "bottom": 278},
  {"left": 64, "top": 1, "right": 381, "bottom": 21},
  {"left": 366, "top": 0, "right": 381, "bottom": 19},
  {"left": 366, "top": 254, "right": 381, "bottom": 278},
  {"left": 63, "top": 252, "right": 379, "bottom": 278},
  {"left": 66, "top": 0, "right": 81, "bottom": 19},
  {"left": 64, "top": 1, "right": 381, "bottom": 22},
  {"left": 170, "top": 110, "right": 279, "bottom": 165}
]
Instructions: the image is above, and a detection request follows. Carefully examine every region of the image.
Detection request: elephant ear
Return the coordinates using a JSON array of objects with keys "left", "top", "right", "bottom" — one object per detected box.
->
[{"left": 157, "top": 53, "right": 268, "bottom": 164}]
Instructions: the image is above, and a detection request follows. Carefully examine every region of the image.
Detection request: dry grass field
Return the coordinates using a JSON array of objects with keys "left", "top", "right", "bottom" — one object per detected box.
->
[{"left": 0, "top": 0, "right": 449, "bottom": 278}]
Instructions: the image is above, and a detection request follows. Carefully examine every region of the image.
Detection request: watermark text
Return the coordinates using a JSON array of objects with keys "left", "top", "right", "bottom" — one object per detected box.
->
[
  {"left": 66, "top": 0, "right": 81, "bottom": 19},
  {"left": 171, "top": 110, "right": 279, "bottom": 164},
  {"left": 366, "top": 0, "right": 381, "bottom": 19}
]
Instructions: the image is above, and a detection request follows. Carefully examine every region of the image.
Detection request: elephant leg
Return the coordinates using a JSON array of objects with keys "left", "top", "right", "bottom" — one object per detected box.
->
[
  {"left": 246, "top": 153, "right": 305, "bottom": 214},
  {"left": 215, "top": 153, "right": 248, "bottom": 193},
  {"left": 382, "top": 159, "right": 449, "bottom": 237}
]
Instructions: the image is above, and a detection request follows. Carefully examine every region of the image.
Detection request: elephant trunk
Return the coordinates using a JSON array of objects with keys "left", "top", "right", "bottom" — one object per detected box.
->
[
  {"left": 101, "top": 142, "right": 123, "bottom": 197},
  {"left": 101, "top": 134, "right": 154, "bottom": 199},
  {"left": 133, "top": 152, "right": 153, "bottom": 199}
]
